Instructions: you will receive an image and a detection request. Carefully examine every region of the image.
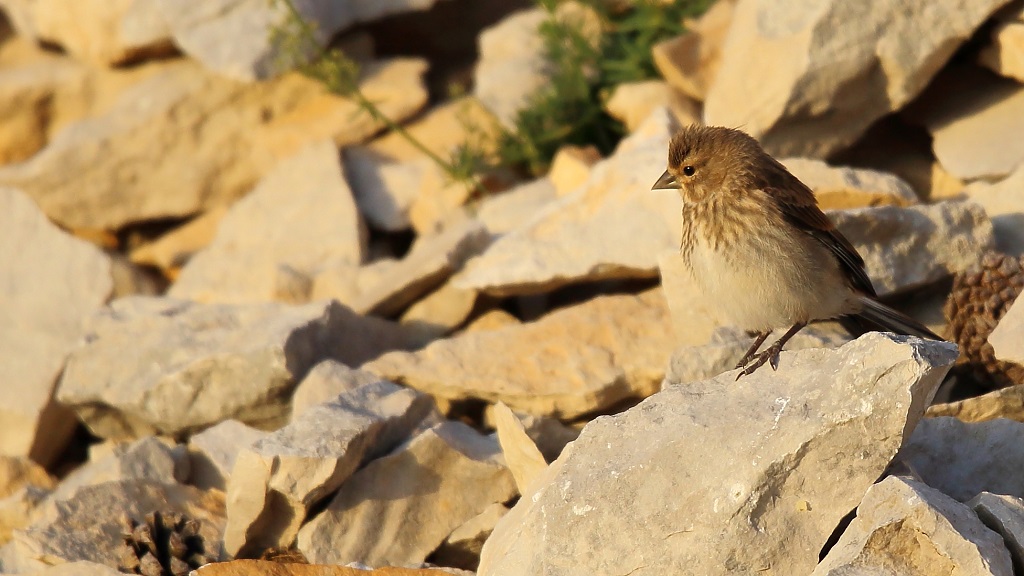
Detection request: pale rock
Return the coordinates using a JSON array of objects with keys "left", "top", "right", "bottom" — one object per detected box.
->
[
  {"left": 923, "top": 71, "right": 1024, "bottom": 181},
  {"left": 408, "top": 176, "right": 477, "bottom": 235},
  {"left": 297, "top": 421, "right": 517, "bottom": 566},
  {"left": 365, "top": 290, "right": 676, "bottom": 419},
  {"left": 454, "top": 109, "right": 680, "bottom": 296},
  {"left": 0, "top": 458, "right": 53, "bottom": 541},
  {"left": 704, "top": 0, "right": 1010, "bottom": 158},
  {"left": 366, "top": 97, "right": 500, "bottom": 163},
  {"left": 475, "top": 178, "right": 558, "bottom": 236},
  {"left": 813, "top": 476, "right": 1012, "bottom": 576},
  {"left": 990, "top": 296, "right": 1024, "bottom": 365},
  {"left": 478, "top": 334, "right": 957, "bottom": 575},
  {"left": 399, "top": 282, "right": 478, "bottom": 345},
  {"left": 188, "top": 420, "right": 268, "bottom": 491},
  {"left": 605, "top": 80, "right": 702, "bottom": 134},
  {"left": 0, "top": 0, "right": 173, "bottom": 66},
  {"left": 511, "top": 412, "right": 579, "bottom": 463},
  {"left": 463, "top": 310, "right": 521, "bottom": 333},
  {"left": 434, "top": 503, "right": 509, "bottom": 571},
  {"left": 971, "top": 492, "right": 1024, "bottom": 573},
  {"left": 321, "top": 221, "right": 488, "bottom": 317},
  {"left": 829, "top": 200, "right": 995, "bottom": 295},
  {"left": 981, "top": 20, "right": 1024, "bottom": 82},
  {"left": 0, "top": 45, "right": 79, "bottom": 165},
  {"left": 154, "top": 0, "right": 441, "bottom": 81},
  {"left": 290, "top": 359, "right": 384, "bottom": 419},
  {"left": 0, "top": 458, "right": 53, "bottom": 499},
  {"left": 0, "top": 485, "right": 50, "bottom": 546},
  {"left": 193, "top": 560, "right": 469, "bottom": 575},
  {"left": 107, "top": 253, "right": 164, "bottom": 298},
  {"left": 344, "top": 147, "right": 433, "bottom": 231},
  {"left": 927, "top": 385, "right": 1024, "bottom": 423},
  {"left": 169, "top": 140, "right": 367, "bottom": 303},
  {"left": 0, "top": 59, "right": 425, "bottom": 231},
  {"left": 49, "top": 437, "right": 189, "bottom": 503},
  {"left": 548, "top": 145, "right": 601, "bottom": 196},
  {"left": 0, "top": 189, "right": 111, "bottom": 465},
  {"left": 57, "top": 297, "right": 411, "bottom": 439},
  {"left": 966, "top": 165, "right": 1024, "bottom": 256},
  {"left": 224, "top": 381, "right": 433, "bottom": 556},
  {"left": 651, "top": 0, "right": 734, "bottom": 101},
  {"left": 902, "top": 417, "right": 1024, "bottom": 501},
  {"left": 491, "top": 403, "right": 546, "bottom": 494},
  {"left": 130, "top": 206, "right": 229, "bottom": 271},
  {"left": 782, "top": 157, "right": 919, "bottom": 209},
  {"left": 23, "top": 561, "right": 125, "bottom": 576},
  {"left": 4, "top": 481, "right": 224, "bottom": 572}
]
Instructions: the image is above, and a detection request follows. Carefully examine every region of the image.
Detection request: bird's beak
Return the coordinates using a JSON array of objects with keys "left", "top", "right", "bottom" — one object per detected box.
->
[{"left": 652, "top": 170, "right": 680, "bottom": 190}]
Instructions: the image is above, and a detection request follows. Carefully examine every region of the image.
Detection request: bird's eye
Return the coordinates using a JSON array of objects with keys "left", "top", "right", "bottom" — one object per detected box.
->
[{"left": 682, "top": 165, "right": 696, "bottom": 176}]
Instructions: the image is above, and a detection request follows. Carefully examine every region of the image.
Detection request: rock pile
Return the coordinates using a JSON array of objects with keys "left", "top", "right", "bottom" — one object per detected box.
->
[{"left": 1, "top": 0, "right": 1024, "bottom": 575}]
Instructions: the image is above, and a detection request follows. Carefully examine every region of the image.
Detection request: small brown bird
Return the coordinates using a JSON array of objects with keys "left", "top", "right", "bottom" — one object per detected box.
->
[{"left": 653, "top": 125, "right": 942, "bottom": 378}]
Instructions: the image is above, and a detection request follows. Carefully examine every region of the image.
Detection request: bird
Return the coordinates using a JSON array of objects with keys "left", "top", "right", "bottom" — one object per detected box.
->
[{"left": 652, "top": 125, "right": 942, "bottom": 378}]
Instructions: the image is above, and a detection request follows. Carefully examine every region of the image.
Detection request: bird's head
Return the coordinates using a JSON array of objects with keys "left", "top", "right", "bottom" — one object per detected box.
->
[{"left": 652, "top": 125, "right": 764, "bottom": 203}]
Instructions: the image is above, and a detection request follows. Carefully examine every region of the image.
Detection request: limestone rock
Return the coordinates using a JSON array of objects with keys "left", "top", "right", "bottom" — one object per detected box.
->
[
  {"left": 4, "top": 481, "right": 224, "bottom": 573},
  {"left": 22, "top": 561, "right": 125, "bottom": 576},
  {"left": 813, "top": 476, "right": 1012, "bottom": 576},
  {"left": 981, "top": 20, "right": 1024, "bottom": 82},
  {"left": 0, "top": 458, "right": 53, "bottom": 500},
  {"left": 927, "top": 385, "right": 1024, "bottom": 423},
  {"left": 343, "top": 147, "right": 434, "bottom": 231},
  {"left": 491, "top": 403, "right": 546, "bottom": 494},
  {"left": 475, "top": 178, "right": 558, "bottom": 236},
  {"left": 225, "top": 380, "right": 433, "bottom": 556},
  {"left": 604, "top": 81, "right": 700, "bottom": 135},
  {"left": 548, "top": 145, "right": 601, "bottom": 196},
  {"left": 990, "top": 297, "right": 1024, "bottom": 365},
  {"left": 478, "top": 334, "right": 957, "bottom": 575},
  {"left": 154, "top": 0, "right": 441, "bottom": 80},
  {"left": 902, "top": 417, "right": 1024, "bottom": 501},
  {"left": 297, "top": 421, "right": 517, "bottom": 567},
  {"left": 364, "top": 290, "right": 676, "bottom": 419},
  {"left": 49, "top": 437, "right": 189, "bottom": 503},
  {"left": 399, "top": 282, "right": 478, "bottom": 345},
  {"left": 965, "top": 165, "right": 1024, "bottom": 256},
  {"left": 56, "top": 297, "right": 411, "bottom": 439},
  {"left": 704, "top": 0, "right": 1010, "bottom": 158},
  {"left": 290, "top": 359, "right": 384, "bottom": 419},
  {"left": 0, "top": 0, "right": 173, "bottom": 66},
  {"left": 434, "top": 503, "right": 508, "bottom": 571},
  {"left": 0, "top": 188, "right": 112, "bottom": 465},
  {"left": 193, "top": 560, "right": 468, "bottom": 575},
  {"left": 454, "top": 109, "right": 680, "bottom": 296},
  {"left": 188, "top": 420, "right": 268, "bottom": 491},
  {"left": 129, "top": 206, "right": 228, "bottom": 271},
  {"left": 169, "top": 140, "right": 366, "bottom": 303},
  {"left": 971, "top": 492, "right": 1024, "bottom": 574},
  {"left": 924, "top": 72, "right": 1024, "bottom": 181},
  {"left": 651, "top": 0, "right": 734, "bottom": 101},
  {"left": 782, "top": 157, "right": 919, "bottom": 209},
  {"left": 366, "top": 97, "right": 499, "bottom": 163},
  {"left": 829, "top": 200, "right": 995, "bottom": 296}
]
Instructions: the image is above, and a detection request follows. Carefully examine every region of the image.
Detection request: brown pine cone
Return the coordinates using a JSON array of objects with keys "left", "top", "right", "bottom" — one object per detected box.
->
[
  {"left": 944, "top": 251, "right": 1024, "bottom": 390},
  {"left": 119, "top": 511, "right": 214, "bottom": 576}
]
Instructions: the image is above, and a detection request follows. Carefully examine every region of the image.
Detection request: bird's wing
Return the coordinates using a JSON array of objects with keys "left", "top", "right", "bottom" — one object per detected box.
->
[{"left": 761, "top": 167, "right": 877, "bottom": 297}]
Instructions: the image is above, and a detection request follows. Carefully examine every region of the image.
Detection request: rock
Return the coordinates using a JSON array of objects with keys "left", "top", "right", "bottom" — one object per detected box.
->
[
  {"left": 312, "top": 220, "right": 489, "bottom": 317},
  {"left": 49, "top": 437, "right": 189, "bottom": 503},
  {"left": 651, "top": 0, "right": 734, "bottom": 101},
  {"left": 22, "top": 561, "right": 125, "bottom": 576},
  {"left": 782, "top": 157, "right": 919, "bottom": 209},
  {"left": 604, "top": 81, "right": 700, "bottom": 135},
  {"left": 0, "top": 59, "right": 425, "bottom": 231},
  {"left": 129, "top": 205, "right": 229, "bottom": 271},
  {"left": 475, "top": 178, "right": 558, "bottom": 236},
  {"left": 477, "top": 334, "right": 957, "bottom": 575},
  {"left": 902, "top": 417, "right": 1024, "bottom": 501},
  {"left": 343, "top": 147, "right": 435, "bottom": 232},
  {"left": 813, "top": 476, "right": 1013, "bottom": 576},
  {"left": 981, "top": 15, "right": 1024, "bottom": 82},
  {"left": 927, "top": 385, "right": 1024, "bottom": 423},
  {"left": 297, "top": 421, "right": 516, "bottom": 566},
  {"left": 990, "top": 297, "right": 1024, "bottom": 365},
  {"left": 829, "top": 200, "right": 995, "bottom": 296},
  {"left": 399, "top": 282, "right": 478, "bottom": 345},
  {"left": 169, "top": 140, "right": 367, "bottom": 303},
  {"left": 290, "top": 359, "right": 384, "bottom": 419},
  {"left": 464, "top": 310, "right": 521, "bottom": 333},
  {"left": 548, "top": 145, "right": 601, "bottom": 196},
  {"left": 188, "top": 420, "right": 269, "bottom": 491},
  {"left": 966, "top": 165, "right": 1024, "bottom": 256},
  {"left": 225, "top": 380, "right": 433, "bottom": 556},
  {"left": 0, "top": 458, "right": 52, "bottom": 545},
  {"left": 922, "top": 71, "right": 1024, "bottom": 181},
  {"left": 0, "top": 457, "right": 53, "bottom": 500},
  {"left": 972, "top": 492, "right": 1024, "bottom": 573},
  {"left": 57, "top": 297, "right": 411, "bottom": 439},
  {"left": 154, "top": 0, "right": 441, "bottom": 80},
  {"left": 0, "top": 188, "right": 112, "bottom": 465},
  {"left": 366, "top": 97, "right": 499, "bottom": 163},
  {"left": 0, "top": 0, "right": 173, "bottom": 66},
  {"left": 434, "top": 503, "right": 508, "bottom": 571},
  {"left": 193, "top": 560, "right": 468, "bottom": 575},
  {"left": 454, "top": 109, "right": 680, "bottom": 296},
  {"left": 491, "top": 403, "right": 546, "bottom": 494},
  {"left": 3, "top": 481, "right": 224, "bottom": 573},
  {"left": 704, "top": 0, "right": 1011, "bottom": 158},
  {"left": 364, "top": 290, "right": 676, "bottom": 419}
]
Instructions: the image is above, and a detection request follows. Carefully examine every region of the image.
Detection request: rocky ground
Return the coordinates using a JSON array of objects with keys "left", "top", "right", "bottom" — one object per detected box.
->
[{"left": 2, "top": 0, "right": 1024, "bottom": 575}]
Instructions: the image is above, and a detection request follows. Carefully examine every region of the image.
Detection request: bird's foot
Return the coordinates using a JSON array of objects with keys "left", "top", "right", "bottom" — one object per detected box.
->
[{"left": 735, "top": 345, "right": 782, "bottom": 380}]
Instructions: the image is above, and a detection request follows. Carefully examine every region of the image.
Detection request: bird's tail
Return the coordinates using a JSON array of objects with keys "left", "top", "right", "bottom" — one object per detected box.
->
[{"left": 849, "top": 296, "right": 943, "bottom": 340}]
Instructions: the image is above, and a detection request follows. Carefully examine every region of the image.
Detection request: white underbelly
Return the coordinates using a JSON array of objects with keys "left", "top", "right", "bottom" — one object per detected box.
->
[{"left": 687, "top": 229, "right": 856, "bottom": 332}]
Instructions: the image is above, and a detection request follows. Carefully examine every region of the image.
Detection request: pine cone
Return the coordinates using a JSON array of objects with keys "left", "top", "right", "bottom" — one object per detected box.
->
[
  {"left": 118, "top": 511, "right": 214, "bottom": 576},
  {"left": 944, "top": 251, "right": 1024, "bottom": 390}
]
